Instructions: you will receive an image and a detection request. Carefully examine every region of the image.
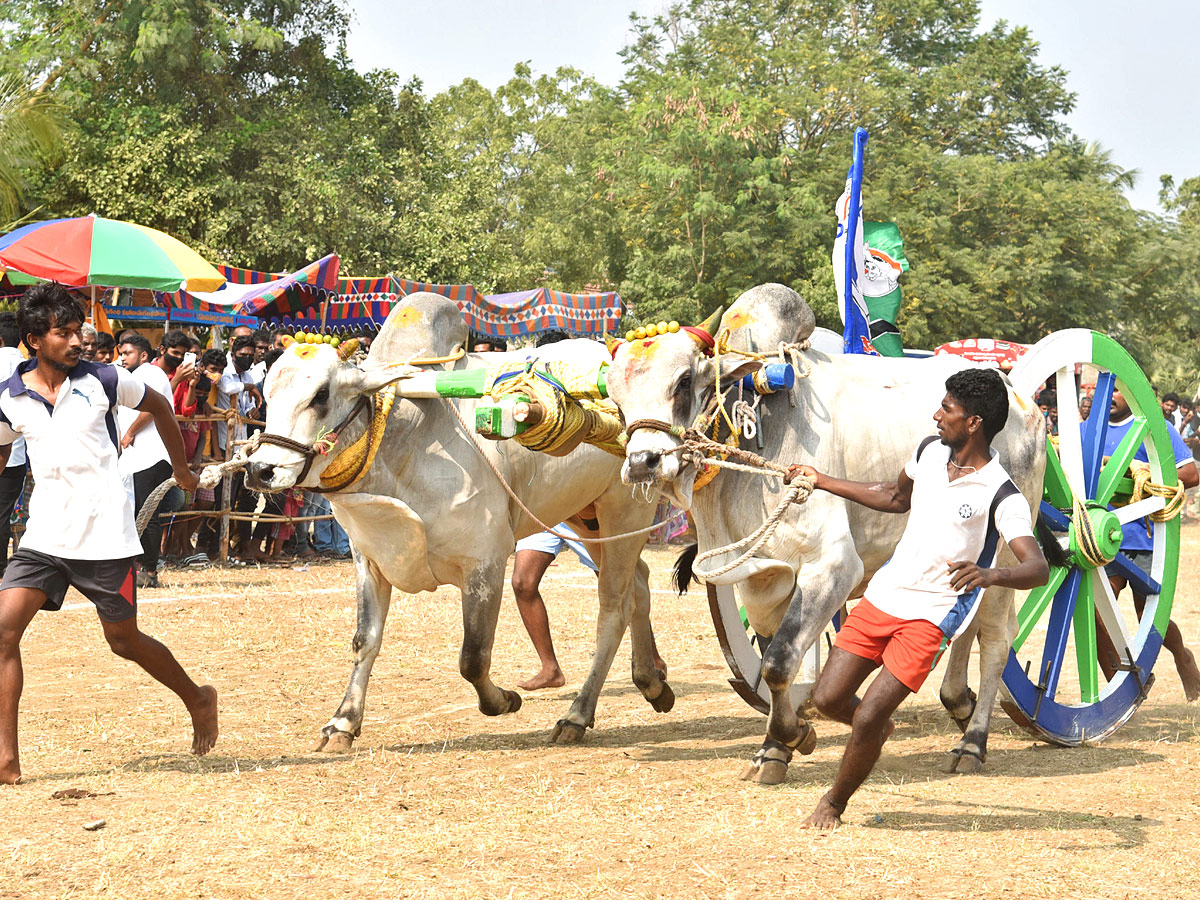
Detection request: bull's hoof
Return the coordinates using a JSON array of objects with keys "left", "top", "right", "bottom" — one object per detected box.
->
[
  {"left": 749, "top": 759, "right": 789, "bottom": 785},
  {"left": 943, "top": 688, "right": 978, "bottom": 734},
  {"left": 549, "top": 719, "right": 588, "bottom": 744},
  {"left": 313, "top": 729, "right": 356, "bottom": 754},
  {"left": 503, "top": 689, "right": 523, "bottom": 714},
  {"left": 942, "top": 748, "right": 984, "bottom": 774},
  {"left": 649, "top": 682, "right": 675, "bottom": 713},
  {"left": 740, "top": 762, "right": 761, "bottom": 781}
]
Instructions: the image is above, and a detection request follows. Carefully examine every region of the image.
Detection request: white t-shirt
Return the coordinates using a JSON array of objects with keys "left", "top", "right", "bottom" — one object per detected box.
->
[
  {"left": 116, "top": 361, "right": 173, "bottom": 475},
  {"left": 0, "top": 359, "right": 146, "bottom": 559},
  {"left": 865, "top": 436, "right": 1035, "bottom": 638},
  {"left": 0, "top": 347, "right": 27, "bottom": 467},
  {"left": 214, "top": 369, "right": 256, "bottom": 452}
]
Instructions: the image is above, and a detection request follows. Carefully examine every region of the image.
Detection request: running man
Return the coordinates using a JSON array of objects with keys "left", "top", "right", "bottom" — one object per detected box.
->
[
  {"left": 785, "top": 368, "right": 1049, "bottom": 829},
  {"left": 0, "top": 284, "right": 217, "bottom": 785}
]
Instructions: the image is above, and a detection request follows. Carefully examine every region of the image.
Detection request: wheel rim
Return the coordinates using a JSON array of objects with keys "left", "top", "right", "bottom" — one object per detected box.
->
[
  {"left": 1004, "top": 329, "right": 1177, "bottom": 745},
  {"left": 707, "top": 582, "right": 834, "bottom": 715}
]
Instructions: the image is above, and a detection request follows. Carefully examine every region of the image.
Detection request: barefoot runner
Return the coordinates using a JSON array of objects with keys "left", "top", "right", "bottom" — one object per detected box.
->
[
  {"left": 0, "top": 284, "right": 217, "bottom": 785},
  {"left": 785, "top": 369, "right": 1049, "bottom": 829}
]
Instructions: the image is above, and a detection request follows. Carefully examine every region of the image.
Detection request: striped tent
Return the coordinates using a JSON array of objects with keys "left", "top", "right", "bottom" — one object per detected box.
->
[
  {"left": 461, "top": 287, "right": 622, "bottom": 339},
  {"left": 161, "top": 254, "right": 340, "bottom": 319}
]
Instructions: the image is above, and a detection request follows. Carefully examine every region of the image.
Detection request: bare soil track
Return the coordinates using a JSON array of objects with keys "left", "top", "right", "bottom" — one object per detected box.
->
[{"left": 4, "top": 535, "right": 1200, "bottom": 899}]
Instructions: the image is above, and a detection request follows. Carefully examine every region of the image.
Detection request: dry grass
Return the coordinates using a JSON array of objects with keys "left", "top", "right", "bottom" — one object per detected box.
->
[{"left": 5, "top": 535, "right": 1200, "bottom": 899}]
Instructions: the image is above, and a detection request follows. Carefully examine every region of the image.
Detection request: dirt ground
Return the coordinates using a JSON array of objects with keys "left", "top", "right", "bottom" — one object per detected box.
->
[{"left": 4, "top": 532, "right": 1200, "bottom": 900}]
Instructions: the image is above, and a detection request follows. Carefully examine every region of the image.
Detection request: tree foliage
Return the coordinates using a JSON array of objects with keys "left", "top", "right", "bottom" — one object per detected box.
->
[{"left": 0, "top": 0, "right": 1196, "bottom": 390}]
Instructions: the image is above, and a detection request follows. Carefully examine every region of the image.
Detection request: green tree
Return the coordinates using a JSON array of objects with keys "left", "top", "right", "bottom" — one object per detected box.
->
[{"left": 0, "top": 75, "right": 64, "bottom": 227}]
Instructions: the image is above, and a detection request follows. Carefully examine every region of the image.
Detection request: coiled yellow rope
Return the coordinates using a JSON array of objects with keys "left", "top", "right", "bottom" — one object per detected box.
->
[
  {"left": 1128, "top": 461, "right": 1186, "bottom": 523},
  {"left": 319, "top": 385, "right": 397, "bottom": 491},
  {"left": 485, "top": 366, "right": 625, "bottom": 458}
]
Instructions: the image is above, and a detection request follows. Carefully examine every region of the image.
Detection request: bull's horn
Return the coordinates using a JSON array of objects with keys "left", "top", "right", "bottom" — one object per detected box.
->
[
  {"left": 694, "top": 305, "right": 724, "bottom": 337},
  {"left": 280, "top": 334, "right": 296, "bottom": 347},
  {"left": 337, "top": 338, "right": 361, "bottom": 360},
  {"left": 605, "top": 335, "right": 622, "bottom": 355}
]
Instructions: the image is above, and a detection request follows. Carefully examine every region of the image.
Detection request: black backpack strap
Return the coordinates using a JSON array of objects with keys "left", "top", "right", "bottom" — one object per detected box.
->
[{"left": 915, "top": 434, "right": 940, "bottom": 462}]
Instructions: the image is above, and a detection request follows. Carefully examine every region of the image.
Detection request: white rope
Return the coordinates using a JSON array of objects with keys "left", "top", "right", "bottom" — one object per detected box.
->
[{"left": 134, "top": 435, "right": 263, "bottom": 536}]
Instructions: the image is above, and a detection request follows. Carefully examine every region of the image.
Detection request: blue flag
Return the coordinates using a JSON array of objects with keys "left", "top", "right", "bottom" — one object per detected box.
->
[{"left": 833, "top": 127, "right": 879, "bottom": 356}]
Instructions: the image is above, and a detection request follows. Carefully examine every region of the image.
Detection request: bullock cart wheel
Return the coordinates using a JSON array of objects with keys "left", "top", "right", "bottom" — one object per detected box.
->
[
  {"left": 708, "top": 582, "right": 838, "bottom": 714},
  {"left": 1002, "top": 329, "right": 1178, "bottom": 746}
]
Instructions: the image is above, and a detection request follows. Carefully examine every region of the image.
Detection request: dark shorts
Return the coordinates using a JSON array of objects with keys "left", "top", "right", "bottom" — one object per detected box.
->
[
  {"left": 1105, "top": 549, "right": 1153, "bottom": 586},
  {"left": 0, "top": 548, "right": 137, "bottom": 622}
]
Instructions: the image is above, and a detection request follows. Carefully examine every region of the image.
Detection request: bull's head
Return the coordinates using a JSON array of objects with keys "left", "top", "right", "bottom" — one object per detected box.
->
[
  {"left": 605, "top": 309, "right": 760, "bottom": 509},
  {"left": 244, "top": 337, "right": 399, "bottom": 491}
]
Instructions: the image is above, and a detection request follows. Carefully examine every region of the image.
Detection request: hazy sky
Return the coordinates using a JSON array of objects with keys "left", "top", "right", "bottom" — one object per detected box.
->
[{"left": 343, "top": 1, "right": 1198, "bottom": 212}]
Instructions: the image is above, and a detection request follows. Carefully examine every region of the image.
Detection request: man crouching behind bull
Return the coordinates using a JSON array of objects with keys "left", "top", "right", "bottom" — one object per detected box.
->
[{"left": 785, "top": 368, "right": 1049, "bottom": 829}]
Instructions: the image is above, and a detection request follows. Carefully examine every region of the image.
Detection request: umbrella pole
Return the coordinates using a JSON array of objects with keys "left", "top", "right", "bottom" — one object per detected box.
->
[
  {"left": 90, "top": 285, "right": 96, "bottom": 324},
  {"left": 320, "top": 300, "right": 328, "bottom": 332}
]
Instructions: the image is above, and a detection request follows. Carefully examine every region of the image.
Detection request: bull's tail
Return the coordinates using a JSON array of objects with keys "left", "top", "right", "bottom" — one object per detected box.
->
[
  {"left": 672, "top": 543, "right": 698, "bottom": 595},
  {"left": 1036, "top": 511, "right": 1069, "bottom": 569}
]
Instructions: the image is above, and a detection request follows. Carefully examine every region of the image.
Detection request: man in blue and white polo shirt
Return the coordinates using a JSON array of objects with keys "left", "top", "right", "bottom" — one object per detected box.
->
[
  {"left": 1098, "top": 387, "right": 1200, "bottom": 698},
  {"left": 785, "top": 368, "right": 1050, "bottom": 829},
  {"left": 0, "top": 283, "right": 216, "bottom": 786}
]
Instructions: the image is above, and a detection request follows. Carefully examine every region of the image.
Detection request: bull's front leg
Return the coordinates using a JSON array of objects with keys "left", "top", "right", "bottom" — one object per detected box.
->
[
  {"left": 942, "top": 587, "right": 1016, "bottom": 774},
  {"left": 459, "top": 561, "right": 523, "bottom": 716},
  {"left": 744, "top": 548, "right": 864, "bottom": 786},
  {"left": 314, "top": 549, "right": 392, "bottom": 752}
]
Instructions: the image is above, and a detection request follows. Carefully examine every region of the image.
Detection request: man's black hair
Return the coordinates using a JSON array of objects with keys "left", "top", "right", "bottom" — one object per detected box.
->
[
  {"left": 945, "top": 368, "right": 1009, "bottom": 441},
  {"left": 0, "top": 312, "right": 19, "bottom": 350},
  {"left": 119, "top": 333, "right": 153, "bottom": 360},
  {"left": 535, "top": 330, "right": 571, "bottom": 348},
  {"left": 265, "top": 347, "right": 284, "bottom": 371},
  {"left": 201, "top": 348, "right": 228, "bottom": 370},
  {"left": 471, "top": 336, "right": 506, "bottom": 351},
  {"left": 231, "top": 335, "right": 256, "bottom": 355},
  {"left": 17, "top": 282, "right": 85, "bottom": 351},
  {"left": 161, "top": 329, "right": 191, "bottom": 351},
  {"left": 252, "top": 328, "right": 271, "bottom": 344},
  {"left": 95, "top": 332, "right": 116, "bottom": 352},
  {"left": 1163, "top": 392, "right": 1182, "bottom": 405}
]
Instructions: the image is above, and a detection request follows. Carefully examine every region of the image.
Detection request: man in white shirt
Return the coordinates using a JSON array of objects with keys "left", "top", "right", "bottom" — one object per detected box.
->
[
  {"left": 784, "top": 368, "right": 1050, "bottom": 829},
  {"left": 0, "top": 283, "right": 215, "bottom": 785},
  {"left": 214, "top": 336, "right": 263, "bottom": 561},
  {"left": 0, "top": 314, "right": 27, "bottom": 575},
  {"left": 117, "top": 333, "right": 182, "bottom": 588}
]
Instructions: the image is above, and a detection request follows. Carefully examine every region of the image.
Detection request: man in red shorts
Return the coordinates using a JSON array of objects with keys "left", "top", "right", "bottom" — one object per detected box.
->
[{"left": 786, "top": 368, "right": 1049, "bottom": 829}]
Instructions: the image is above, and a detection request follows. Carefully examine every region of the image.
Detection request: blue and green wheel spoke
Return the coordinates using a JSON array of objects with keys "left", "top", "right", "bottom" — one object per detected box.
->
[{"left": 1004, "top": 329, "right": 1177, "bottom": 746}]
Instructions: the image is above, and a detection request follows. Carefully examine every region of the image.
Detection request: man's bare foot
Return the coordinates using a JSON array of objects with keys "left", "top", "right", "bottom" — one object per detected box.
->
[
  {"left": 518, "top": 668, "right": 565, "bottom": 691},
  {"left": 1177, "top": 648, "right": 1200, "bottom": 702},
  {"left": 0, "top": 757, "right": 21, "bottom": 785},
  {"left": 801, "top": 796, "right": 844, "bottom": 830},
  {"left": 189, "top": 685, "right": 219, "bottom": 755}
]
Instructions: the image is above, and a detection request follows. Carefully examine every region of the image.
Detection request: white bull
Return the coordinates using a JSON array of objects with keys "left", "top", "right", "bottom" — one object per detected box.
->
[
  {"left": 243, "top": 294, "right": 666, "bottom": 750},
  {"left": 605, "top": 287, "right": 1046, "bottom": 783}
]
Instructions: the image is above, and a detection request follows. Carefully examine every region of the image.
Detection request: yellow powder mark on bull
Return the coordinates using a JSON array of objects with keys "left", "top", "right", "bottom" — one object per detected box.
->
[
  {"left": 625, "top": 337, "right": 661, "bottom": 360},
  {"left": 393, "top": 307, "right": 424, "bottom": 329},
  {"left": 724, "top": 309, "right": 753, "bottom": 331},
  {"left": 291, "top": 344, "right": 320, "bottom": 361}
]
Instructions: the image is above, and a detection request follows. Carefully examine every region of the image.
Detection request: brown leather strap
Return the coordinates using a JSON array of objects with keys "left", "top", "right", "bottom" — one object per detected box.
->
[{"left": 254, "top": 395, "right": 371, "bottom": 488}]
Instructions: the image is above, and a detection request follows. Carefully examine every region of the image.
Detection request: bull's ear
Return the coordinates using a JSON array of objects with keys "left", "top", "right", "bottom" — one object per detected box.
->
[
  {"left": 350, "top": 362, "right": 419, "bottom": 396},
  {"left": 717, "top": 353, "right": 762, "bottom": 386}
]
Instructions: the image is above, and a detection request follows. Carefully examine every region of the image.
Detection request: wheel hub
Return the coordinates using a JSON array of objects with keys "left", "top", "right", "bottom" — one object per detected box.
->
[{"left": 1067, "top": 504, "right": 1123, "bottom": 569}]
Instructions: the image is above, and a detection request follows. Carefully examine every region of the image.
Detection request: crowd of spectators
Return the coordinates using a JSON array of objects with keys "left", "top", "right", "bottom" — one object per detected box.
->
[{"left": 0, "top": 321, "right": 369, "bottom": 586}]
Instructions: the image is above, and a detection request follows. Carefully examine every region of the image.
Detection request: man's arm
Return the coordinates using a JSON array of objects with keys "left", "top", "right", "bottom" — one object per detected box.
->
[
  {"left": 0, "top": 444, "right": 10, "bottom": 470},
  {"left": 948, "top": 535, "right": 1049, "bottom": 593},
  {"left": 137, "top": 388, "right": 199, "bottom": 492},
  {"left": 121, "top": 410, "right": 154, "bottom": 448},
  {"left": 785, "top": 464, "right": 914, "bottom": 513}
]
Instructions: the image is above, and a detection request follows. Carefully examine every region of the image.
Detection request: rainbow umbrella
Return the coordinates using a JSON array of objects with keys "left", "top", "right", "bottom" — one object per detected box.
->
[{"left": 0, "top": 216, "right": 224, "bottom": 291}]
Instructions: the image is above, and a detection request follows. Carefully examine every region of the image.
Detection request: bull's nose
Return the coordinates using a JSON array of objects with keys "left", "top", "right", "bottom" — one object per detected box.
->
[
  {"left": 246, "top": 461, "right": 275, "bottom": 489},
  {"left": 626, "top": 449, "right": 662, "bottom": 481}
]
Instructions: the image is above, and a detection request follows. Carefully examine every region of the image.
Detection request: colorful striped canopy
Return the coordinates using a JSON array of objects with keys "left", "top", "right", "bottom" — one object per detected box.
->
[
  {"left": 164, "top": 254, "right": 340, "bottom": 318},
  {"left": 0, "top": 216, "right": 224, "bottom": 291},
  {"left": 461, "top": 287, "right": 623, "bottom": 339}
]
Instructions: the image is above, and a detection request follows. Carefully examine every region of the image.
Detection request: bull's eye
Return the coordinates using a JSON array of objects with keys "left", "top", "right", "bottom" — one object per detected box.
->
[
  {"left": 673, "top": 374, "right": 692, "bottom": 397},
  {"left": 311, "top": 386, "right": 330, "bottom": 407}
]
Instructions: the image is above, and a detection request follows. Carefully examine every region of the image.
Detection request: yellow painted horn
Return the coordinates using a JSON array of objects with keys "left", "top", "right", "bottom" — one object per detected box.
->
[
  {"left": 605, "top": 335, "right": 623, "bottom": 355},
  {"left": 280, "top": 334, "right": 296, "bottom": 347},
  {"left": 337, "top": 338, "right": 361, "bottom": 361},
  {"left": 694, "top": 305, "right": 725, "bottom": 337}
]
